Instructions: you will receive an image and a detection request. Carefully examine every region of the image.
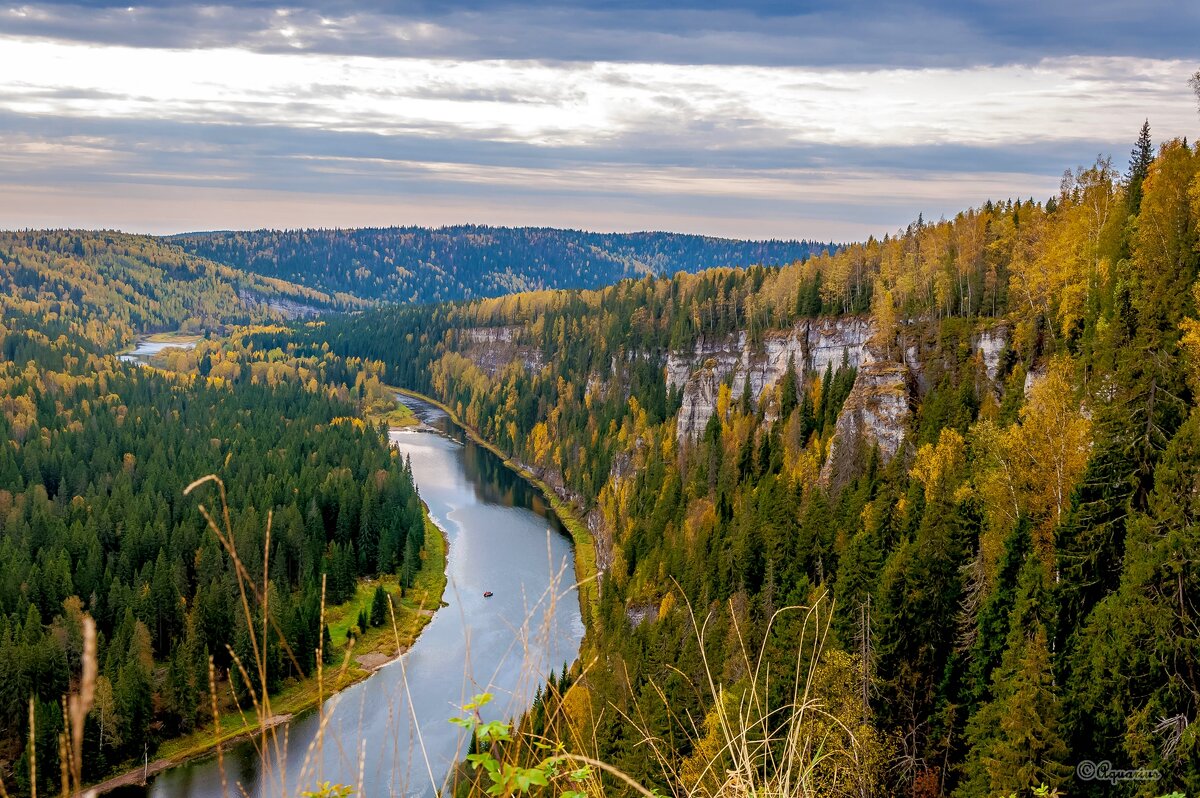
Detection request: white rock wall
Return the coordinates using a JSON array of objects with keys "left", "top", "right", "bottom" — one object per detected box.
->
[{"left": 672, "top": 318, "right": 873, "bottom": 439}]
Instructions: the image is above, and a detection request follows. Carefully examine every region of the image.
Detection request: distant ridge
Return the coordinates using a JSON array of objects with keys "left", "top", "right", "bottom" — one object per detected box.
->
[
  {"left": 0, "top": 229, "right": 357, "bottom": 353},
  {"left": 170, "top": 225, "right": 835, "bottom": 305}
]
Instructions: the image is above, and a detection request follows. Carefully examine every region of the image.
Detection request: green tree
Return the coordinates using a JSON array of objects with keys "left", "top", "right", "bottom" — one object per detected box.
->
[
  {"left": 115, "top": 622, "right": 155, "bottom": 758},
  {"left": 779, "top": 353, "right": 799, "bottom": 418},
  {"left": 960, "top": 556, "right": 1067, "bottom": 797},
  {"left": 1125, "top": 119, "right": 1153, "bottom": 214},
  {"left": 370, "top": 585, "right": 389, "bottom": 627}
]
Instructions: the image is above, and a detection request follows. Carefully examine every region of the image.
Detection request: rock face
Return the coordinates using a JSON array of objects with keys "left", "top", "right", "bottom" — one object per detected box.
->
[
  {"left": 817, "top": 323, "right": 1007, "bottom": 489},
  {"left": 819, "top": 356, "right": 913, "bottom": 490},
  {"left": 237, "top": 290, "right": 327, "bottom": 318},
  {"left": 459, "top": 326, "right": 544, "bottom": 376},
  {"left": 671, "top": 317, "right": 873, "bottom": 439},
  {"left": 972, "top": 325, "right": 1008, "bottom": 384}
]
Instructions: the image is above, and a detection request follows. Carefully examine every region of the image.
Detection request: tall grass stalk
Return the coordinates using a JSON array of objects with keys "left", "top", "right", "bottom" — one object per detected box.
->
[{"left": 49, "top": 470, "right": 866, "bottom": 798}]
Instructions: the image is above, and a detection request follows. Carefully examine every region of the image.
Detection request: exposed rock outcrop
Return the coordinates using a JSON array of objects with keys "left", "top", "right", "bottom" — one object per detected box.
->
[
  {"left": 1024, "top": 364, "right": 1048, "bottom": 397},
  {"left": 972, "top": 326, "right": 1008, "bottom": 384},
  {"left": 625, "top": 603, "right": 659, "bottom": 629},
  {"left": 459, "top": 325, "right": 545, "bottom": 377},
  {"left": 671, "top": 317, "right": 873, "bottom": 439},
  {"left": 237, "top": 290, "right": 327, "bottom": 318},
  {"left": 818, "top": 322, "right": 1005, "bottom": 489},
  {"left": 820, "top": 355, "right": 914, "bottom": 490}
]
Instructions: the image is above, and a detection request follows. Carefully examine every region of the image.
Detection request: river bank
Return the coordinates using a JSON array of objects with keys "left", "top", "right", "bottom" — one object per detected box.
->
[
  {"left": 391, "top": 386, "right": 599, "bottom": 619},
  {"left": 117, "top": 331, "right": 203, "bottom": 363},
  {"left": 85, "top": 496, "right": 448, "bottom": 796},
  {"left": 138, "top": 397, "right": 584, "bottom": 797}
]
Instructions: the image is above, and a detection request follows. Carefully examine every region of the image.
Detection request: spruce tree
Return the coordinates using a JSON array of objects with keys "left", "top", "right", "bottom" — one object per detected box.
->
[
  {"left": 322, "top": 624, "right": 334, "bottom": 664},
  {"left": 779, "top": 353, "right": 799, "bottom": 418},
  {"left": 1126, "top": 119, "right": 1153, "bottom": 214},
  {"left": 370, "top": 585, "right": 389, "bottom": 627},
  {"left": 960, "top": 555, "right": 1067, "bottom": 797},
  {"left": 1066, "top": 411, "right": 1200, "bottom": 790}
]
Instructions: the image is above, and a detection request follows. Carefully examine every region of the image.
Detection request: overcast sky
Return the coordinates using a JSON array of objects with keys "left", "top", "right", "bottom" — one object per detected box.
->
[{"left": 1, "top": 0, "right": 1197, "bottom": 240}]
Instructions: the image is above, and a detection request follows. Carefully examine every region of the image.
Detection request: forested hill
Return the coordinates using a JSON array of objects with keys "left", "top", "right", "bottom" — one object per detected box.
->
[
  {"left": 281, "top": 135, "right": 1200, "bottom": 795},
  {"left": 0, "top": 230, "right": 360, "bottom": 353},
  {"left": 0, "top": 231, "right": 425, "bottom": 795},
  {"left": 170, "top": 226, "right": 833, "bottom": 304}
]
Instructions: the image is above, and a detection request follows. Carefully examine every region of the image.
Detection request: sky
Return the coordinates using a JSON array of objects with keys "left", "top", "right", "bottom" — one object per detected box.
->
[{"left": 1, "top": 1, "right": 1198, "bottom": 240}]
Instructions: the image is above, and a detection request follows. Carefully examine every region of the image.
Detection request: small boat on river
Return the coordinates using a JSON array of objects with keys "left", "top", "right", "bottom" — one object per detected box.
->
[{"left": 483, "top": 591, "right": 494, "bottom": 598}]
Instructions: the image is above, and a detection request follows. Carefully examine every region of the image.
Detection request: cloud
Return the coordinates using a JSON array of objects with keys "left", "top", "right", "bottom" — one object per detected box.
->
[
  {"left": 4, "top": 1, "right": 1198, "bottom": 68},
  {"left": 5, "top": 38, "right": 1193, "bottom": 149},
  {"left": 0, "top": 105, "right": 1123, "bottom": 240},
  {"left": 0, "top": 1, "right": 1195, "bottom": 239}
]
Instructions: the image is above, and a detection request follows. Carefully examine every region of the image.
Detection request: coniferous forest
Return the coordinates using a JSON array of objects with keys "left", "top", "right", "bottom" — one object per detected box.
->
[
  {"left": 171, "top": 226, "right": 833, "bottom": 305},
  {"left": 1, "top": 128, "right": 1199, "bottom": 798},
  {"left": 278, "top": 134, "right": 1199, "bottom": 796},
  {"left": 0, "top": 234, "right": 427, "bottom": 794}
]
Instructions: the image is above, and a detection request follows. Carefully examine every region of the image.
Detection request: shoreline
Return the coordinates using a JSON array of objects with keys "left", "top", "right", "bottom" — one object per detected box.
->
[
  {"left": 84, "top": 386, "right": 590, "bottom": 797},
  {"left": 392, "top": 386, "right": 599, "bottom": 620},
  {"left": 84, "top": 452, "right": 449, "bottom": 796}
]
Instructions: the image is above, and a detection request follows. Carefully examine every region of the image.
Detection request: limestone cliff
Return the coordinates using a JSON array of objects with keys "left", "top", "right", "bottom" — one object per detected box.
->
[
  {"left": 818, "top": 322, "right": 1008, "bottom": 488},
  {"left": 671, "top": 317, "right": 873, "bottom": 439},
  {"left": 973, "top": 326, "right": 1008, "bottom": 384},
  {"left": 819, "top": 354, "right": 913, "bottom": 490},
  {"left": 458, "top": 325, "right": 545, "bottom": 376}
]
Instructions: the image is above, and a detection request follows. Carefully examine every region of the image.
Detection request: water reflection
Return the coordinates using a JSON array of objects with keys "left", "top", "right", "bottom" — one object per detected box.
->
[{"left": 138, "top": 395, "right": 584, "bottom": 798}]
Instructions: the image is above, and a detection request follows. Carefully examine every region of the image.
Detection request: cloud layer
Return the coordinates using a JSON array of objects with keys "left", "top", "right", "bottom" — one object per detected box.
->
[{"left": 1, "top": 1, "right": 1197, "bottom": 239}]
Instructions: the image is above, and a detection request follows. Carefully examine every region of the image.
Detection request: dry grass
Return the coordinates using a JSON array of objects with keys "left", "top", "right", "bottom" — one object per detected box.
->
[
  {"left": 32, "top": 468, "right": 866, "bottom": 798},
  {"left": 174, "top": 474, "right": 603, "bottom": 798},
  {"left": 547, "top": 590, "right": 886, "bottom": 798}
]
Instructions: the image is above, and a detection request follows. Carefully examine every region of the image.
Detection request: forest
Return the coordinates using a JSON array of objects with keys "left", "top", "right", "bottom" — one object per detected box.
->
[
  {"left": 0, "top": 230, "right": 361, "bottom": 353},
  {"left": 2, "top": 129, "right": 1198, "bottom": 798},
  {"left": 276, "top": 128, "right": 1200, "bottom": 797},
  {"left": 171, "top": 226, "right": 834, "bottom": 305},
  {"left": 0, "top": 234, "right": 429, "bottom": 795}
]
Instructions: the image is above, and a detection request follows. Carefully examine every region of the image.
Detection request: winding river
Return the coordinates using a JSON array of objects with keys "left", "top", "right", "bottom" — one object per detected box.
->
[
  {"left": 118, "top": 338, "right": 199, "bottom": 363},
  {"left": 133, "top": 396, "right": 585, "bottom": 798}
]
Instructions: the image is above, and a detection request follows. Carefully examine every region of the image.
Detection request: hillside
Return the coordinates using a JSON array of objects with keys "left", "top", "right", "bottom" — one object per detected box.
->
[
  {"left": 170, "top": 226, "right": 833, "bottom": 305},
  {"left": 0, "top": 233, "right": 426, "bottom": 795},
  {"left": 282, "top": 138, "right": 1200, "bottom": 796},
  {"left": 0, "top": 230, "right": 360, "bottom": 355}
]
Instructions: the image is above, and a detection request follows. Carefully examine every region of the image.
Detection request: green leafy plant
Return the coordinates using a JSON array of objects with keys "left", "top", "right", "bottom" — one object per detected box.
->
[
  {"left": 451, "top": 693, "right": 593, "bottom": 797},
  {"left": 300, "top": 782, "right": 355, "bottom": 798}
]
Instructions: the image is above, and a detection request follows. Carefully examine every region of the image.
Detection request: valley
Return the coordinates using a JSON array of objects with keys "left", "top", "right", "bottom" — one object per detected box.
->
[{"left": 1, "top": 135, "right": 1198, "bottom": 798}]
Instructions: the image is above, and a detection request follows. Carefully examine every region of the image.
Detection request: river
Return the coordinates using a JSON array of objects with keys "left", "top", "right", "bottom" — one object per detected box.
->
[
  {"left": 118, "top": 338, "right": 199, "bottom": 363},
  {"left": 132, "top": 396, "right": 585, "bottom": 798}
]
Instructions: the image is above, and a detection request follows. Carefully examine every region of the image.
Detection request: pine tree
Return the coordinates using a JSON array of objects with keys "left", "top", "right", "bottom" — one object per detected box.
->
[
  {"left": 1065, "top": 411, "right": 1200, "bottom": 790},
  {"left": 816, "top": 361, "right": 834, "bottom": 433},
  {"left": 150, "top": 548, "right": 182, "bottom": 655},
  {"left": 322, "top": 623, "right": 334, "bottom": 664},
  {"left": 115, "top": 623, "right": 155, "bottom": 758},
  {"left": 401, "top": 534, "right": 420, "bottom": 589},
  {"left": 798, "top": 388, "right": 817, "bottom": 444}
]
